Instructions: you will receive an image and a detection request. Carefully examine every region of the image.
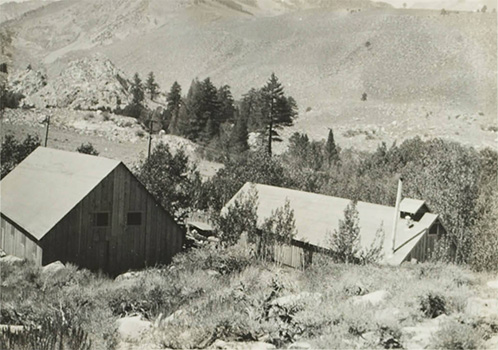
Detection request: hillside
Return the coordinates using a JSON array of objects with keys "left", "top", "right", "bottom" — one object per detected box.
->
[{"left": 1, "top": 0, "right": 496, "bottom": 149}]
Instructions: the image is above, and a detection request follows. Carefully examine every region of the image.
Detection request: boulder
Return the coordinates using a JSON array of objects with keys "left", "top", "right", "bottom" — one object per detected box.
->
[
  {"left": 465, "top": 297, "right": 498, "bottom": 320},
  {"left": 484, "top": 335, "right": 498, "bottom": 350},
  {"left": 41, "top": 261, "right": 65, "bottom": 275},
  {"left": 288, "top": 341, "right": 312, "bottom": 349},
  {"left": 0, "top": 249, "right": 6, "bottom": 258},
  {"left": 270, "top": 292, "right": 322, "bottom": 308},
  {"left": 352, "top": 290, "right": 389, "bottom": 306},
  {"left": 402, "top": 314, "right": 449, "bottom": 349},
  {"left": 116, "top": 315, "right": 151, "bottom": 342},
  {"left": 210, "top": 339, "right": 276, "bottom": 350},
  {"left": 0, "top": 255, "right": 24, "bottom": 265},
  {"left": 486, "top": 280, "right": 498, "bottom": 290}
]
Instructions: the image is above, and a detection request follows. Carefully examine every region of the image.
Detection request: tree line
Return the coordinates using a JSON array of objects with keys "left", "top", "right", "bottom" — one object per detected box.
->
[{"left": 117, "top": 72, "right": 297, "bottom": 159}]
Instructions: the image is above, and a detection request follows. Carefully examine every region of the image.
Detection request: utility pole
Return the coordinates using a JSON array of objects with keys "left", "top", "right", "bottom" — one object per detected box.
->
[
  {"left": 268, "top": 96, "right": 275, "bottom": 157},
  {"left": 147, "top": 119, "right": 156, "bottom": 160},
  {"left": 44, "top": 115, "right": 50, "bottom": 147}
]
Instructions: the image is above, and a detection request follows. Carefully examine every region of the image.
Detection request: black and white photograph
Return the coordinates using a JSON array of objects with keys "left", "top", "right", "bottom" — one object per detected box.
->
[{"left": 0, "top": 0, "right": 496, "bottom": 348}]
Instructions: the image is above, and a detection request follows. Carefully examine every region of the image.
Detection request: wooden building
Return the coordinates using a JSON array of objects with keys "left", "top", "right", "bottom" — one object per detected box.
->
[
  {"left": 223, "top": 183, "right": 448, "bottom": 268},
  {"left": 0, "top": 147, "right": 184, "bottom": 275}
]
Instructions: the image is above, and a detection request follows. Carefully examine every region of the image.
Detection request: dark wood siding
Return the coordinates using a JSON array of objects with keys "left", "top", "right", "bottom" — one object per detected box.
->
[{"left": 40, "top": 164, "right": 184, "bottom": 275}]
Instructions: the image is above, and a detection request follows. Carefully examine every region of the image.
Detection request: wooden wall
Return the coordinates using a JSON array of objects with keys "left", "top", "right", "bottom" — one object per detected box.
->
[
  {"left": 40, "top": 164, "right": 184, "bottom": 275},
  {"left": 0, "top": 214, "right": 42, "bottom": 265}
]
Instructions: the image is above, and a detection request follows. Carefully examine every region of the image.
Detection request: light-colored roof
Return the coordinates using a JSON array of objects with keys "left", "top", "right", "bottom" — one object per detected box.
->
[
  {"left": 223, "top": 183, "right": 439, "bottom": 265},
  {"left": 0, "top": 147, "right": 120, "bottom": 240},
  {"left": 400, "top": 198, "right": 426, "bottom": 214}
]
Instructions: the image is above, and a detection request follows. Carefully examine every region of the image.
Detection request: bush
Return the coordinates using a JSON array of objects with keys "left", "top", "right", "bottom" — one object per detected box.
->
[
  {"left": 419, "top": 292, "right": 446, "bottom": 318},
  {"left": 0, "top": 86, "right": 24, "bottom": 110},
  {"left": 1, "top": 134, "right": 41, "bottom": 179},
  {"left": 431, "top": 318, "right": 484, "bottom": 349},
  {"left": 76, "top": 143, "right": 99, "bottom": 156}
]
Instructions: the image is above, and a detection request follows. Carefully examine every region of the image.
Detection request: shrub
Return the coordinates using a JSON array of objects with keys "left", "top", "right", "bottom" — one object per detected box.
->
[
  {"left": 431, "top": 318, "right": 484, "bottom": 349},
  {"left": 419, "top": 292, "right": 446, "bottom": 318},
  {"left": 76, "top": 143, "right": 99, "bottom": 156},
  {"left": 0, "top": 85, "right": 24, "bottom": 110},
  {"left": 1, "top": 134, "right": 41, "bottom": 179}
]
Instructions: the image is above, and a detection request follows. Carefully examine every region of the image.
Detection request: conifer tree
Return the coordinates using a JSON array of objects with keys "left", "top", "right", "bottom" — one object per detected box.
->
[
  {"left": 324, "top": 128, "right": 339, "bottom": 165},
  {"left": 229, "top": 112, "right": 249, "bottom": 155},
  {"left": 145, "top": 71, "right": 159, "bottom": 100},
  {"left": 130, "top": 73, "right": 145, "bottom": 105},
  {"left": 261, "top": 73, "right": 297, "bottom": 156},
  {"left": 166, "top": 81, "right": 182, "bottom": 134}
]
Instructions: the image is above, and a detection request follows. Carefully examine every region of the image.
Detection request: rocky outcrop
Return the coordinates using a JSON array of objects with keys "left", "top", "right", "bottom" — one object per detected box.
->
[{"left": 9, "top": 55, "right": 131, "bottom": 111}]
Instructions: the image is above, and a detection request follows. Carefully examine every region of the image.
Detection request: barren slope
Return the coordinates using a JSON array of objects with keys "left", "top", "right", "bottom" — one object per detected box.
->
[{"left": 2, "top": 0, "right": 496, "bottom": 149}]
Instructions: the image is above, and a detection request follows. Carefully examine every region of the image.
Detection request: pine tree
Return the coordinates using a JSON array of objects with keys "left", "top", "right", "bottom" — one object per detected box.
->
[
  {"left": 130, "top": 73, "right": 145, "bottom": 105},
  {"left": 166, "top": 82, "right": 182, "bottom": 134},
  {"left": 261, "top": 73, "right": 297, "bottom": 156},
  {"left": 229, "top": 112, "right": 249, "bottom": 155},
  {"left": 145, "top": 71, "right": 159, "bottom": 100},
  {"left": 324, "top": 129, "right": 339, "bottom": 165},
  {"left": 217, "top": 85, "right": 235, "bottom": 124}
]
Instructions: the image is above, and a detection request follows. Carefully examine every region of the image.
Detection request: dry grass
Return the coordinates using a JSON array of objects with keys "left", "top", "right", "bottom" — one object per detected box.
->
[{"left": 1, "top": 246, "right": 495, "bottom": 349}]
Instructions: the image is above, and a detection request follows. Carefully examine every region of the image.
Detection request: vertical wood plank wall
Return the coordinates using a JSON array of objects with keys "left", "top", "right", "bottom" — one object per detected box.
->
[
  {"left": 40, "top": 164, "right": 183, "bottom": 275},
  {"left": 0, "top": 215, "right": 42, "bottom": 265}
]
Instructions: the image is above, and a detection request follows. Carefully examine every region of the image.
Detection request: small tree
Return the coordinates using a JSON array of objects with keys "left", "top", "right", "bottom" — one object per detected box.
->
[
  {"left": 215, "top": 185, "right": 259, "bottom": 246},
  {"left": 1, "top": 134, "right": 40, "bottom": 179},
  {"left": 145, "top": 71, "right": 159, "bottom": 100},
  {"left": 76, "top": 142, "right": 99, "bottom": 156},
  {"left": 361, "top": 92, "right": 367, "bottom": 101},
  {"left": 136, "top": 142, "right": 202, "bottom": 220},
  {"left": 259, "top": 200, "right": 297, "bottom": 262},
  {"left": 329, "top": 201, "right": 361, "bottom": 264},
  {"left": 481, "top": 5, "right": 487, "bottom": 13}
]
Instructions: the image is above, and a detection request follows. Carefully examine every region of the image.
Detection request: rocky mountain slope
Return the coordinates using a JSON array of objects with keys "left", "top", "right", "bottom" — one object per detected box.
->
[
  {"left": 8, "top": 55, "right": 131, "bottom": 110},
  {"left": 1, "top": 0, "right": 496, "bottom": 148}
]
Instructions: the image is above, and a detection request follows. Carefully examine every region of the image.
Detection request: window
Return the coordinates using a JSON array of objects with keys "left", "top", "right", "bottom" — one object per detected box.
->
[
  {"left": 92, "top": 212, "right": 109, "bottom": 227},
  {"left": 127, "top": 212, "right": 142, "bottom": 226}
]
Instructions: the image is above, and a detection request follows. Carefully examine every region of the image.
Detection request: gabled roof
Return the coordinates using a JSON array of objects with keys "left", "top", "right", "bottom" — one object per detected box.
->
[
  {"left": 0, "top": 147, "right": 120, "bottom": 240},
  {"left": 400, "top": 198, "right": 426, "bottom": 215},
  {"left": 223, "top": 183, "right": 440, "bottom": 265}
]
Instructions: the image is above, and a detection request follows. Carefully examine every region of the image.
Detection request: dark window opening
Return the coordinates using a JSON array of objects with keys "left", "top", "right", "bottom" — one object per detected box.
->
[
  {"left": 93, "top": 212, "right": 109, "bottom": 227},
  {"left": 127, "top": 212, "right": 142, "bottom": 226}
]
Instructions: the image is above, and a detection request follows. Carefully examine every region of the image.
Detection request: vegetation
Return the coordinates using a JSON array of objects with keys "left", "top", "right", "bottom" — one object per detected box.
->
[
  {"left": 1, "top": 133, "right": 40, "bottom": 179},
  {"left": 145, "top": 71, "right": 159, "bottom": 100},
  {"left": 135, "top": 142, "right": 202, "bottom": 220},
  {"left": 200, "top": 135, "right": 498, "bottom": 271},
  {"left": 2, "top": 251, "right": 493, "bottom": 349},
  {"left": 0, "top": 85, "right": 24, "bottom": 110},
  {"left": 76, "top": 142, "right": 99, "bottom": 156}
]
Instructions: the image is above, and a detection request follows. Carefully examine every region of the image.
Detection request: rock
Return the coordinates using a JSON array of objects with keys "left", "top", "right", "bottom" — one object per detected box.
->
[
  {"left": 270, "top": 292, "right": 322, "bottom": 308},
  {"left": 162, "top": 309, "right": 184, "bottom": 325},
  {"left": 466, "top": 297, "right": 498, "bottom": 320},
  {"left": 0, "top": 255, "right": 24, "bottom": 265},
  {"left": 115, "top": 271, "right": 141, "bottom": 282},
  {"left": 206, "top": 269, "right": 220, "bottom": 277},
  {"left": 486, "top": 280, "right": 498, "bottom": 290},
  {"left": 116, "top": 315, "right": 152, "bottom": 342},
  {"left": 288, "top": 341, "right": 312, "bottom": 349},
  {"left": 208, "top": 236, "right": 221, "bottom": 243},
  {"left": 352, "top": 290, "right": 389, "bottom": 306},
  {"left": 402, "top": 314, "right": 448, "bottom": 349},
  {"left": 210, "top": 339, "right": 276, "bottom": 350},
  {"left": 0, "top": 249, "right": 6, "bottom": 258},
  {"left": 41, "top": 261, "right": 65, "bottom": 275},
  {"left": 484, "top": 335, "right": 498, "bottom": 350}
]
